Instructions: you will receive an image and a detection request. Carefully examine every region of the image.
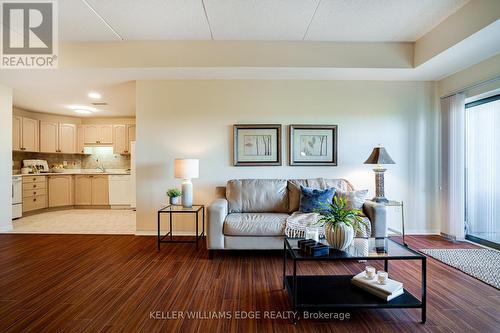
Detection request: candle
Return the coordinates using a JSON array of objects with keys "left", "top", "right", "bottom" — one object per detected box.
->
[
  {"left": 377, "top": 271, "right": 388, "bottom": 285},
  {"left": 365, "top": 266, "right": 376, "bottom": 279},
  {"left": 305, "top": 226, "right": 320, "bottom": 242}
]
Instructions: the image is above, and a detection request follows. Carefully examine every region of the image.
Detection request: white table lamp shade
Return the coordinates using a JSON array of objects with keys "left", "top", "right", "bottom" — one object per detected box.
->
[{"left": 174, "top": 159, "right": 199, "bottom": 179}]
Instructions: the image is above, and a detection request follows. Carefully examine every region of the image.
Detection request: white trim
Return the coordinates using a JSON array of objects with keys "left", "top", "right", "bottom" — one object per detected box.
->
[
  {"left": 404, "top": 229, "right": 440, "bottom": 235},
  {"left": 135, "top": 230, "right": 197, "bottom": 236}
]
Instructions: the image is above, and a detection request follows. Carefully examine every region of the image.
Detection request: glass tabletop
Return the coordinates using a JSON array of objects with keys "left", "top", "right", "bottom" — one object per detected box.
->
[
  {"left": 158, "top": 204, "right": 204, "bottom": 212},
  {"left": 285, "top": 237, "right": 423, "bottom": 260}
]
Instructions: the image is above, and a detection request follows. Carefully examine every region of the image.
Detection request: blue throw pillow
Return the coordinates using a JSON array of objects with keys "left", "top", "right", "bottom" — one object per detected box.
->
[{"left": 299, "top": 186, "right": 336, "bottom": 213}]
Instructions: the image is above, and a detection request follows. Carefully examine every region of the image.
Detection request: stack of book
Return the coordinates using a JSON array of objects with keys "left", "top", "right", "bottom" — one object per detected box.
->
[
  {"left": 297, "top": 239, "right": 329, "bottom": 257},
  {"left": 351, "top": 272, "right": 404, "bottom": 301}
]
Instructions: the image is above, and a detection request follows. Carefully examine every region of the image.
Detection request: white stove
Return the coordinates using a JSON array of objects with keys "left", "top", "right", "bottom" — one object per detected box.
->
[{"left": 12, "top": 175, "right": 22, "bottom": 219}]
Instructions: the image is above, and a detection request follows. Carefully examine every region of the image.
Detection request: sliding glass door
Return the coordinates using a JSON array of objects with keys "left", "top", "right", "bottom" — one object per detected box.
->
[{"left": 465, "top": 95, "right": 500, "bottom": 248}]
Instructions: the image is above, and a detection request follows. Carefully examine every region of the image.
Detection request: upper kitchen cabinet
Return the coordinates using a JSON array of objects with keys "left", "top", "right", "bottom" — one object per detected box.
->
[
  {"left": 77, "top": 125, "right": 85, "bottom": 154},
  {"left": 40, "top": 122, "right": 77, "bottom": 153},
  {"left": 113, "top": 125, "right": 128, "bottom": 154},
  {"left": 12, "top": 115, "right": 22, "bottom": 150},
  {"left": 40, "top": 121, "right": 58, "bottom": 153},
  {"left": 13, "top": 116, "right": 39, "bottom": 152},
  {"left": 128, "top": 125, "right": 136, "bottom": 143},
  {"left": 59, "top": 123, "right": 77, "bottom": 153},
  {"left": 83, "top": 125, "right": 113, "bottom": 144},
  {"left": 22, "top": 117, "right": 39, "bottom": 152}
]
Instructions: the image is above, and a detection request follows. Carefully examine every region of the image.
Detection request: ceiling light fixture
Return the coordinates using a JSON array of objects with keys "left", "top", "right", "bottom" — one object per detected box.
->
[
  {"left": 67, "top": 105, "right": 98, "bottom": 112},
  {"left": 74, "top": 109, "right": 92, "bottom": 115},
  {"left": 88, "top": 92, "right": 101, "bottom": 99}
]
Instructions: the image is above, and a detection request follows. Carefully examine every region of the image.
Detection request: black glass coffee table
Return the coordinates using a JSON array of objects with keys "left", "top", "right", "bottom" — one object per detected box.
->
[{"left": 283, "top": 237, "right": 426, "bottom": 323}]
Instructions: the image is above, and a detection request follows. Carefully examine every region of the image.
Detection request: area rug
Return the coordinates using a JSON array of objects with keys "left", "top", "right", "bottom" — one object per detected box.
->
[{"left": 421, "top": 249, "right": 500, "bottom": 289}]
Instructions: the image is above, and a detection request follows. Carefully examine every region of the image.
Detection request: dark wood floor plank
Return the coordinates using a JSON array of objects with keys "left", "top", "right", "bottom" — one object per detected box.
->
[{"left": 0, "top": 234, "right": 498, "bottom": 332}]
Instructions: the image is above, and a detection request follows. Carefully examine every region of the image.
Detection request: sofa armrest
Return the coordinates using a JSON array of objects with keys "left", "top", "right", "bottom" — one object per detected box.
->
[
  {"left": 207, "top": 198, "right": 228, "bottom": 249},
  {"left": 362, "top": 200, "right": 387, "bottom": 238}
]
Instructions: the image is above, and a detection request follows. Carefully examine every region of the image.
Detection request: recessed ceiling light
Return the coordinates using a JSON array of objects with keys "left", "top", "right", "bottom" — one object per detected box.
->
[
  {"left": 67, "top": 105, "right": 98, "bottom": 112},
  {"left": 74, "top": 109, "right": 92, "bottom": 115},
  {"left": 88, "top": 92, "right": 101, "bottom": 99}
]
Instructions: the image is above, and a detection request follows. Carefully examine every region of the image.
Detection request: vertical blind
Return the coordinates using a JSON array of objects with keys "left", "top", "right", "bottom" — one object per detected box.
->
[
  {"left": 465, "top": 97, "right": 500, "bottom": 243},
  {"left": 440, "top": 94, "right": 465, "bottom": 240}
]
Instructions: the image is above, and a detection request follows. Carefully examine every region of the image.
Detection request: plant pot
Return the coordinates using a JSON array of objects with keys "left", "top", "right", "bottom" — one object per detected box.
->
[
  {"left": 169, "top": 196, "right": 181, "bottom": 205},
  {"left": 324, "top": 223, "right": 354, "bottom": 250}
]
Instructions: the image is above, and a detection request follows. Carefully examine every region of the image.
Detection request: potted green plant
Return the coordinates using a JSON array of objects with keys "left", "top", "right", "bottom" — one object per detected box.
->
[
  {"left": 317, "top": 196, "right": 367, "bottom": 250},
  {"left": 166, "top": 188, "right": 182, "bottom": 205}
]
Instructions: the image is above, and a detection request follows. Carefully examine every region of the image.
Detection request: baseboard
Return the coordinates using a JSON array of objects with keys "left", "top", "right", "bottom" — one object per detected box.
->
[
  {"left": 135, "top": 230, "right": 197, "bottom": 236},
  {"left": 404, "top": 229, "right": 440, "bottom": 235},
  {"left": 0, "top": 225, "right": 13, "bottom": 232}
]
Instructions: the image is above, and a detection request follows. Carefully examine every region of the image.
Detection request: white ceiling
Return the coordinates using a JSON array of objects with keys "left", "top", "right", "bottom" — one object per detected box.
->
[
  {"left": 60, "top": 0, "right": 469, "bottom": 42},
  {"left": 5, "top": 0, "right": 498, "bottom": 118}
]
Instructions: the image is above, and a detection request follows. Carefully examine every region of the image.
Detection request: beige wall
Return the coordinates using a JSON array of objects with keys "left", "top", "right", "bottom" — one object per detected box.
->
[
  {"left": 438, "top": 53, "right": 500, "bottom": 97},
  {"left": 1, "top": 85, "right": 13, "bottom": 230},
  {"left": 136, "top": 80, "right": 439, "bottom": 235}
]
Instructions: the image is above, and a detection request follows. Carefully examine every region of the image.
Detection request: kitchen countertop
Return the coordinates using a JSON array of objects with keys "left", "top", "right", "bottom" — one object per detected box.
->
[
  {"left": 16, "top": 172, "right": 131, "bottom": 176},
  {"left": 13, "top": 169, "right": 131, "bottom": 176}
]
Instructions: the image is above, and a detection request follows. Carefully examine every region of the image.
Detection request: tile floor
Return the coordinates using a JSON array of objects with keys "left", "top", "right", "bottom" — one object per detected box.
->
[{"left": 7, "top": 209, "right": 136, "bottom": 234}]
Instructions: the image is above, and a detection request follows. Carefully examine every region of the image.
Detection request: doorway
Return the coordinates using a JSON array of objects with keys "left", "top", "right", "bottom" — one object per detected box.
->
[{"left": 465, "top": 94, "right": 500, "bottom": 249}]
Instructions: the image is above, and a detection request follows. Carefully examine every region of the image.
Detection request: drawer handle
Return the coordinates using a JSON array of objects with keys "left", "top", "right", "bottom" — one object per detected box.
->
[
  {"left": 33, "top": 198, "right": 36, "bottom": 202},
  {"left": 33, "top": 192, "right": 37, "bottom": 195},
  {"left": 33, "top": 184, "right": 37, "bottom": 188},
  {"left": 33, "top": 178, "right": 36, "bottom": 181}
]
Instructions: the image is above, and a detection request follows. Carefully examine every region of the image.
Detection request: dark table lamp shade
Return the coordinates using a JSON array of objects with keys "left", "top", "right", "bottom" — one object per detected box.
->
[
  {"left": 364, "top": 147, "right": 395, "bottom": 165},
  {"left": 364, "top": 146, "right": 395, "bottom": 203}
]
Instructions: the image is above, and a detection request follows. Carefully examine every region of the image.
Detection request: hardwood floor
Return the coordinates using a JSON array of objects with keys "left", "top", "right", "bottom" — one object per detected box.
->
[{"left": 0, "top": 234, "right": 498, "bottom": 332}]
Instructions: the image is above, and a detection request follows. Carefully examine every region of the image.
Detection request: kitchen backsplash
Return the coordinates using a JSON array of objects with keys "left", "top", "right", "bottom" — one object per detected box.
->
[
  {"left": 82, "top": 154, "right": 130, "bottom": 170},
  {"left": 13, "top": 151, "right": 130, "bottom": 172}
]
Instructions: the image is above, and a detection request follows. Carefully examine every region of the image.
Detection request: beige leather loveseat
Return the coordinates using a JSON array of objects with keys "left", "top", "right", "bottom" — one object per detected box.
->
[{"left": 207, "top": 178, "right": 386, "bottom": 256}]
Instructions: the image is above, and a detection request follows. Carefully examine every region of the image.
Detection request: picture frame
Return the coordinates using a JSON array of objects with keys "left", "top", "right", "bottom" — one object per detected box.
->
[
  {"left": 289, "top": 124, "right": 338, "bottom": 166},
  {"left": 233, "top": 124, "right": 282, "bottom": 166}
]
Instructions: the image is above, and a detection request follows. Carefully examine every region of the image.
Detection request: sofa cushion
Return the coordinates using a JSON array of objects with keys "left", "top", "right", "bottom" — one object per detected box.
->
[
  {"left": 288, "top": 178, "right": 354, "bottom": 213},
  {"left": 335, "top": 189, "right": 369, "bottom": 211},
  {"left": 223, "top": 213, "right": 289, "bottom": 236},
  {"left": 299, "top": 186, "right": 335, "bottom": 213},
  {"left": 226, "top": 179, "right": 289, "bottom": 213}
]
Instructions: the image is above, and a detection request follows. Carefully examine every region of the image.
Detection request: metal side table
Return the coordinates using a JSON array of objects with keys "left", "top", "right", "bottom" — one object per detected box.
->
[
  {"left": 385, "top": 200, "right": 407, "bottom": 246},
  {"left": 157, "top": 204, "right": 205, "bottom": 250}
]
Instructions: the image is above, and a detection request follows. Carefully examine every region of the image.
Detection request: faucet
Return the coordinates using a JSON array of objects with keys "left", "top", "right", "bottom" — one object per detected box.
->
[{"left": 94, "top": 157, "right": 106, "bottom": 173}]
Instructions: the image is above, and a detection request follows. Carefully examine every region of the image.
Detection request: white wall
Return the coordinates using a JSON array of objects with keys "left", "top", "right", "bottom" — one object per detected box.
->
[
  {"left": 0, "top": 84, "right": 13, "bottom": 231},
  {"left": 136, "top": 80, "right": 439, "bottom": 235}
]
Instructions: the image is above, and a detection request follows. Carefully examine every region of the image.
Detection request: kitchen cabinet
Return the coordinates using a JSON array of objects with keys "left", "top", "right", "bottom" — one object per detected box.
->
[
  {"left": 13, "top": 116, "right": 39, "bottom": 152},
  {"left": 75, "top": 175, "right": 92, "bottom": 205},
  {"left": 12, "top": 115, "right": 22, "bottom": 150},
  {"left": 40, "top": 121, "right": 58, "bottom": 153},
  {"left": 48, "top": 175, "right": 74, "bottom": 207},
  {"left": 40, "top": 122, "right": 77, "bottom": 153},
  {"left": 83, "top": 125, "right": 113, "bottom": 144},
  {"left": 99, "top": 125, "right": 113, "bottom": 144},
  {"left": 91, "top": 175, "right": 109, "bottom": 205},
  {"left": 113, "top": 125, "right": 128, "bottom": 154},
  {"left": 59, "top": 123, "right": 77, "bottom": 153},
  {"left": 75, "top": 175, "right": 109, "bottom": 206},
  {"left": 22, "top": 117, "right": 39, "bottom": 152},
  {"left": 128, "top": 124, "right": 136, "bottom": 144},
  {"left": 77, "top": 125, "right": 85, "bottom": 153},
  {"left": 22, "top": 176, "right": 47, "bottom": 212},
  {"left": 83, "top": 125, "right": 98, "bottom": 144}
]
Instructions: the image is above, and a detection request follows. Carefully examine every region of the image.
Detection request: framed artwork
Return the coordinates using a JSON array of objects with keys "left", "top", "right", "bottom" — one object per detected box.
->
[
  {"left": 233, "top": 124, "right": 282, "bottom": 166},
  {"left": 289, "top": 125, "right": 338, "bottom": 166}
]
